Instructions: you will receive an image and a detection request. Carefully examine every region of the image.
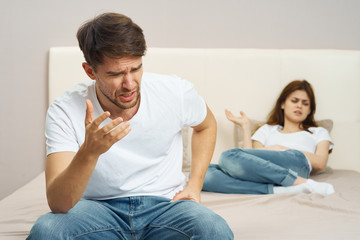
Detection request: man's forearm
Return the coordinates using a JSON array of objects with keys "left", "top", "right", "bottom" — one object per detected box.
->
[
  {"left": 46, "top": 148, "right": 99, "bottom": 213},
  {"left": 188, "top": 108, "right": 217, "bottom": 191}
]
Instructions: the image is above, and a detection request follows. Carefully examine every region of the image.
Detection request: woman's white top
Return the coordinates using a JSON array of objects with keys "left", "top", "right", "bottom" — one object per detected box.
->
[{"left": 252, "top": 124, "right": 334, "bottom": 170}]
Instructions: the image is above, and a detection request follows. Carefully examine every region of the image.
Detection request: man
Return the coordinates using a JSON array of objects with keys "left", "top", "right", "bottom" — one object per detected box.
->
[{"left": 27, "top": 12, "right": 233, "bottom": 239}]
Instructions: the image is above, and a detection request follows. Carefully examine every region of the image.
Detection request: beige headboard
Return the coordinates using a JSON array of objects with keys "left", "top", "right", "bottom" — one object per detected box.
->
[{"left": 49, "top": 47, "right": 360, "bottom": 171}]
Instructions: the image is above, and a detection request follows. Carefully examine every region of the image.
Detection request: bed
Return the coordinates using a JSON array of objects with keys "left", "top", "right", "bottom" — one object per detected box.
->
[{"left": 1, "top": 47, "right": 360, "bottom": 239}]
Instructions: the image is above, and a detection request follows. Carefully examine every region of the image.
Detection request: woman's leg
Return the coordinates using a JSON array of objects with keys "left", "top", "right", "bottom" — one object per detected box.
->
[
  {"left": 218, "top": 148, "right": 310, "bottom": 187},
  {"left": 202, "top": 164, "right": 273, "bottom": 194},
  {"left": 217, "top": 148, "right": 334, "bottom": 196}
]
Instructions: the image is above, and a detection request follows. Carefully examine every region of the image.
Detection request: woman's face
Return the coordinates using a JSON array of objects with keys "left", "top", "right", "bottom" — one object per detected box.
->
[{"left": 281, "top": 90, "right": 311, "bottom": 125}]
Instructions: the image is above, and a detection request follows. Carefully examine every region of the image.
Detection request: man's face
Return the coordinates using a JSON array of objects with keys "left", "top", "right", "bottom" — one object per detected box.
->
[{"left": 90, "top": 56, "right": 143, "bottom": 110}]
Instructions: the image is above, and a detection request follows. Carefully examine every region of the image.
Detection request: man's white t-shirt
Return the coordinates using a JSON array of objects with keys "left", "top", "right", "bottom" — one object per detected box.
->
[
  {"left": 252, "top": 124, "right": 334, "bottom": 154},
  {"left": 45, "top": 72, "right": 207, "bottom": 200}
]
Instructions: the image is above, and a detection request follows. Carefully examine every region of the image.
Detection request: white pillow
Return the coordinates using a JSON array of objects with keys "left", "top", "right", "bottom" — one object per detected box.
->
[{"left": 181, "top": 126, "right": 192, "bottom": 174}]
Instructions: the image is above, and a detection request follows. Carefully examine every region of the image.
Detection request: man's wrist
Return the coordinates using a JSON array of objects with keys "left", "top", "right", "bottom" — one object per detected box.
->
[
  {"left": 187, "top": 177, "right": 204, "bottom": 193},
  {"left": 76, "top": 145, "right": 101, "bottom": 163}
]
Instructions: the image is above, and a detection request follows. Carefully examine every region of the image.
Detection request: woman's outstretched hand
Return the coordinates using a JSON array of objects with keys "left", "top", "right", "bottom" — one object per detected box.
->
[
  {"left": 225, "top": 109, "right": 250, "bottom": 128},
  {"left": 225, "top": 109, "right": 253, "bottom": 148}
]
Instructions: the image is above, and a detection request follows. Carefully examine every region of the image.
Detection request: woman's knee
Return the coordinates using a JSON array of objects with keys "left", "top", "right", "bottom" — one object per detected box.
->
[
  {"left": 219, "top": 149, "right": 242, "bottom": 167},
  {"left": 218, "top": 148, "right": 247, "bottom": 174}
]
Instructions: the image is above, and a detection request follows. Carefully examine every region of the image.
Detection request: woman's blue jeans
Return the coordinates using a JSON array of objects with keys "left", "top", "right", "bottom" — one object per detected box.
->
[
  {"left": 202, "top": 149, "right": 310, "bottom": 194},
  {"left": 27, "top": 196, "right": 233, "bottom": 240}
]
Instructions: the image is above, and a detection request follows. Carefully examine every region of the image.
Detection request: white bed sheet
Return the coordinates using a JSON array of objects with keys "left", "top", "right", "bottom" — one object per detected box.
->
[{"left": 1, "top": 168, "right": 360, "bottom": 240}]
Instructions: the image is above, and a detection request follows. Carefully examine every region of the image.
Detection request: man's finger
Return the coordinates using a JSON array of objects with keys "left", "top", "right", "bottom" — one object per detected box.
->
[
  {"left": 101, "top": 117, "right": 124, "bottom": 134},
  {"left": 85, "top": 99, "right": 94, "bottom": 125},
  {"left": 91, "top": 111, "right": 111, "bottom": 129},
  {"left": 105, "top": 121, "right": 131, "bottom": 143}
]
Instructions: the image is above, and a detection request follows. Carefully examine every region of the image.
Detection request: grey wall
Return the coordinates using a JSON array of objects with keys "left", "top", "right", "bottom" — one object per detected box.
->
[{"left": 1, "top": 0, "right": 359, "bottom": 200}]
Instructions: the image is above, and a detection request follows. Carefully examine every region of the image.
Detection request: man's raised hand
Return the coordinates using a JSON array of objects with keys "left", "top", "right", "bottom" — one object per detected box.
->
[{"left": 83, "top": 99, "right": 131, "bottom": 157}]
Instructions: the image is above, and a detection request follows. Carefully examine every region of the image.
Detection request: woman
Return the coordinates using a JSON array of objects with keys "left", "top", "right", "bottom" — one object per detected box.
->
[{"left": 202, "top": 80, "right": 335, "bottom": 196}]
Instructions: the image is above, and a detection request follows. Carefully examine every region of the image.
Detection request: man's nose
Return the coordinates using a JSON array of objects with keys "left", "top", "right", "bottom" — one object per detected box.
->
[{"left": 122, "top": 73, "right": 135, "bottom": 89}]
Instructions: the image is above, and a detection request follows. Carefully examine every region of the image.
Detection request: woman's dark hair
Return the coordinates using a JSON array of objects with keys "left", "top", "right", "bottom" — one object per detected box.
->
[
  {"left": 77, "top": 12, "right": 147, "bottom": 70},
  {"left": 266, "top": 80, "right": 317, "bottom": 131}
]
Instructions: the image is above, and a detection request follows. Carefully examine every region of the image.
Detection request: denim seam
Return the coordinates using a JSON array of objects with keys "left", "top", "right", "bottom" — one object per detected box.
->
[
  {"left": 71, "top": 221, "right": 192, "bottom": 239},
  {"left": 147, "top": 224, "right": 192, "bottom": 239},
  {"left": 72, "top": 226, "right": 130, "bottom": 239}
]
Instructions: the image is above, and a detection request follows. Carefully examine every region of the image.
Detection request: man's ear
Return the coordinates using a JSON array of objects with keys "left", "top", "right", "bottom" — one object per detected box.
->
[{"left": 82, "top": 62, "right": 96, "bottom": 80}]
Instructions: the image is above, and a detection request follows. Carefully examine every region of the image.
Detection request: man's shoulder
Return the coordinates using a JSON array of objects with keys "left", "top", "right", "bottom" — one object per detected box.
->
[
  {"left": 55, "top": 80, "right": 94, "bottom": 102},
  {"left": 49, "top": 80, "right": 94, "bottom": 112}
]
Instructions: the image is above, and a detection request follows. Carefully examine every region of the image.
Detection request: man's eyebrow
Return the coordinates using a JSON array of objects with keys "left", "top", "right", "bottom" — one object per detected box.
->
[
  {"left": 106, "top": 70, "right": 124, "bottom": 76},
  {"left": 132, "top": 63, "right": 142, "bottom": 71},
  {"left": 106, "top": 63, "right": 142, "bottom": 76}
]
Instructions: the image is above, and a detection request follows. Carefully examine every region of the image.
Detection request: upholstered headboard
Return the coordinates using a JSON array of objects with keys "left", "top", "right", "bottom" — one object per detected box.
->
[{"left": 49, "top": 47, "right": 360, "bottom": 171}]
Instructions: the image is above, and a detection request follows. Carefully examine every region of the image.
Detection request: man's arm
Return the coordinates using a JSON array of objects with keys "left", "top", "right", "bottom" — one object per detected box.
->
[
  {"left": 46, "top": 100, "right": 131, "bottom": 213},
  {"left": 46, "top": 150, "right": 97, "bottom": 213},
  {"left": 172, "top": 105, "right": 217, "bottom": 203}
]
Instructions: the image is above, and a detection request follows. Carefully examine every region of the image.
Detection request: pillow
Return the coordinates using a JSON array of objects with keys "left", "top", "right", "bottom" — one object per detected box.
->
[
  {"left": 181, "top": 126, "right": 192, "bottom": 174},
  {"left": 317, "top": 119, "right": 334, "bottom": 133},
  {"left": 234, "top": 119, "right": 333, "bottom": 148}
]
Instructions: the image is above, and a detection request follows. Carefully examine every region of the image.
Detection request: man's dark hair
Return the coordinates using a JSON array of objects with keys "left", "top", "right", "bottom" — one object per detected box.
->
[{"left": 77, "top": 12, "right": 147, "bottom": 69}]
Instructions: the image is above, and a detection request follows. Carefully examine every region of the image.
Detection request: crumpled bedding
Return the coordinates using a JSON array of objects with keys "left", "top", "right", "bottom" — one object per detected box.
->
[{"left": 1, "top": 168, "right": 359, "bottom": 240}]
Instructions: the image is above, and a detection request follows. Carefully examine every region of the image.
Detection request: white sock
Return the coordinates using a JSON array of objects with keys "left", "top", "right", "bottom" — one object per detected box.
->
[
  {"left": 273, "top": 184, "right": 312, "bottom": 195},
  {"left": 305, "top": 179, "right": 335, "bottom": 196},
  {"left": 273, "top": 179, "right": 335, "bottom": 196}
]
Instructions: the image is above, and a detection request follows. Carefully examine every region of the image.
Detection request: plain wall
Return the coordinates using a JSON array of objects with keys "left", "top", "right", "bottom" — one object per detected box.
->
[{"left": 1, "top": 0, "right": 359, "bottom": 200}]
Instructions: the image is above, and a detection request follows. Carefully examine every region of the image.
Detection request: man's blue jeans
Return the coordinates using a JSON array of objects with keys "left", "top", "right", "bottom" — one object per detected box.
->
[
  {"left": 27, "top": 196, "right": 233, "bottom": 240},
  {"left": 202, "top": 149, "right": 310, "bottom": 194}
]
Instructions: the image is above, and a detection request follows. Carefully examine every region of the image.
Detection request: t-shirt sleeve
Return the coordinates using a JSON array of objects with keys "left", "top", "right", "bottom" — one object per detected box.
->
[
  {"left": 45, "top": 102, "right": 80, "bottom": 156},
  {"left": 313, "top": 127, "right": 334, "bottom": 150},
  {"left": 251, "top": 124, "right": 271, "bottom": 145},
  {"left": 180, "top": 78, "right": 207, "bottom": 127}
]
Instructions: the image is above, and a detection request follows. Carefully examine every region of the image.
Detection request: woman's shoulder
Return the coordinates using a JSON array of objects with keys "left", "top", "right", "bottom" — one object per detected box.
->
[
  {"left": 308, "top": 126, "right": 332, "bottom": 142},
  {"left": 260, "top": 124, "right": 281, "bottom": 131},
  {"left": 308, "top": 126, "right": 330, "bottom": 135},
  {"left": 255, "top": 124, "right": 281, "bottom": 134}
]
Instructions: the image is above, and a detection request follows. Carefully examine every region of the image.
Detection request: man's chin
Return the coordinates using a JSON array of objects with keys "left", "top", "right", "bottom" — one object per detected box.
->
[{"left": 115, "top": 98, "right": 139, "bottom": 110}]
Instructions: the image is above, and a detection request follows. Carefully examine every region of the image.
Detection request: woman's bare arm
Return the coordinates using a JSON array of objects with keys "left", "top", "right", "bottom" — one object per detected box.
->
[{"left": 225, "top": 109, "right": 252, "bottom": 148}]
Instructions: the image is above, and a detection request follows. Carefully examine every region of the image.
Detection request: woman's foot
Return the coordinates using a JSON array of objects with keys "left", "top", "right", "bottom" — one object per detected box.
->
[{"left": 274, "top": 179, "right": 335, "bottom": 196}]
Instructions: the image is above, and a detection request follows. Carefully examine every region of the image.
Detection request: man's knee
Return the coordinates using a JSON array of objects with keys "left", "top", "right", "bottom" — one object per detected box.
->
[
  {"left": 27, "top": 213, "right": 64, "bottom": 240},
  {"left": 196, "top": 209, "right": 233, "bottom": 239},
  {"left": 181, "top": 201, "right": 234, "bottom": 239}
]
